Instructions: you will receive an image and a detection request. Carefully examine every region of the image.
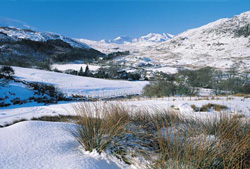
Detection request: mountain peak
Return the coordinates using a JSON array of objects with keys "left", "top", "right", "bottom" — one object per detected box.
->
[
  {"left": 111, "top": 35, "right": 132, "bottom": 44},
  {"left": 135, "top": 33, "right": 174, "bottom": 43}
]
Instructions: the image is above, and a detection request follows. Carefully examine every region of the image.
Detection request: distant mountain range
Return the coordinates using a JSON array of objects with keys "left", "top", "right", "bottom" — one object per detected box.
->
[
  {"left": 77, "top": 33, "right": 174, "bottom": 54},
  {"left": 1, "top": 11, "right": 250, "bottom": 71},
  {"left": 99, "top": 33, "right": 174, "bottom": 44}
]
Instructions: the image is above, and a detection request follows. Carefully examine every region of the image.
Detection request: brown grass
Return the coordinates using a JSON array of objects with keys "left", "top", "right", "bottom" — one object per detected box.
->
[
  {"left": 70, "top": 102, "right": 130, "bottom": 153},
  {"left": 68, "top": 102, "right": 250, "bottom": 168},
  {"left": 200, "top": 103, "right": 228, "bottom": 112},
  {"left": 151, "top": 114, "right": 250, "bottom": 168}
]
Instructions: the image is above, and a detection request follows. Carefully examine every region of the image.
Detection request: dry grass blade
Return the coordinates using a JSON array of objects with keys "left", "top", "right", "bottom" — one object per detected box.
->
[{"left": 70, "top": 102, "right": 130, "bottom": 153}]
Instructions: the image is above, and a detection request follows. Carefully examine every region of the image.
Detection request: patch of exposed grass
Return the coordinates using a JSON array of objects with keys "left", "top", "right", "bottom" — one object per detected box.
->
[
  {"left": 200, "top": 103, "right": 228, "bottom": 112},
  {"left": 0, "top": 115, "right": 79, "bottom": 128}
]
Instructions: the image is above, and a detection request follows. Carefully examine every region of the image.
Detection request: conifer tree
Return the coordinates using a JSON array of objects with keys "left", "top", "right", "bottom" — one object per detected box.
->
[{"left": 79, "top": 66, "right": 84, "bottom": 76}]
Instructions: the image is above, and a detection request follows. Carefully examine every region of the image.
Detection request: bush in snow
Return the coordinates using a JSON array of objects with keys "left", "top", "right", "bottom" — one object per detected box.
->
[
  {"left": 143, "top": 80, "right": 195, "bottom": 97},
  {"left": 0, "top": 66, "right": 15, "bottom": 79},
  {"left": 28, "top": 82, "right": 65, "bottom": 102}
]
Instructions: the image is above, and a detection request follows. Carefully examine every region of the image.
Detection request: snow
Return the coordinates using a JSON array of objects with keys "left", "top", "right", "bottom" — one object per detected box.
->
[
  {"left": 146, "top": 66, "right": 178, "bottom": 74},
  {"left": 0, "top": 80, "right": 34, "bottom": 104},
  {"left": 0, "top": 121, "right": 131, "bottom": 169},
  {"left": 52, "top": 63, "right": 100, "bottom": 72},
  {"left": 133, "top": 33, "right": 174, "bottom": 43},
  {"left": 12, "top": 66, "right": 148, "bottom": 98},
  {"left": 0, "top": 26, "right": 89, "bottom": 49},
  {"left": 178, "top": 103, "right": 193, "bottom": 114}
]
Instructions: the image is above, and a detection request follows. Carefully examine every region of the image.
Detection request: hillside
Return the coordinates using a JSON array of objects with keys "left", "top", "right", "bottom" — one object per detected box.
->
[
  {"left": 0, "top": 26, "right": 104, "bottom": 67},
  {"left": 0, "top": 66, "right": 148, "bottom": 101},
  {"left": 135, "top": 11, "right": 250, "bottom": 71}
]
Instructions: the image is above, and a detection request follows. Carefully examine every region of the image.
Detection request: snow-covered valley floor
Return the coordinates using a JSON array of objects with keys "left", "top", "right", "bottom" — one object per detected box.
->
[{"left": 1, "top": 66, "right": 250, "bottom": 169}]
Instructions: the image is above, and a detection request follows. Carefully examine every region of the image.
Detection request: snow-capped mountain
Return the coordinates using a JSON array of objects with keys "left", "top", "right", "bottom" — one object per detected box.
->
[
  {"left": 100, "top": 33, "right": 174, "bottom": 44},
  {"left": 111, "top": 35, "right": 133, "bottom": 44},
  {"left": 0, "top": 17, "right": 104, "bottom": 66},
  {"left": 134, "top": 11, "right": 250, "bottom": 71},
  {"left": 0, "top": 17, "right": 89, "bottom": 48},
  {"left": 133, "top": 33, "right": 174, "bottom": 43},
  {"left": 0, "top": 27, "right": 89, "bottom": 49}
]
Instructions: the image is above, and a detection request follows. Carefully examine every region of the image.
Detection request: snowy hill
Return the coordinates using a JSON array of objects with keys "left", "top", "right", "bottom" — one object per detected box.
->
[
  {"left": 0, "top": 26, "right": 89, "bottom": 49},
  {"left": 2, "top": 66, "right": 147, "bottom": 98},
  {"left": 0, "top": 18, "right": 104, "bottom": 66},
  {"left": 136, "top": 11, "right": 250, "bottom": 71}
]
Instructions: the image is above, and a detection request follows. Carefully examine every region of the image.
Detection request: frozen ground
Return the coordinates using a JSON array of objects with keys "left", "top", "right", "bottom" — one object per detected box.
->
[
  {"left": 0, "top": 121, "right": 132, "bottom": 169},
  {"left": 11, "top": 66, "right": 147, "bottom": 98}
]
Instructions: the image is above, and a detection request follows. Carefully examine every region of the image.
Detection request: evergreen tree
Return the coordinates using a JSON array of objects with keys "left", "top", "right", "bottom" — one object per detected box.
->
[
  {"left": 78, "top": 66, "right": 84, "bottom": 76},
  {"left": 84, "top": 65, "right": 90, "bottom": 76}
]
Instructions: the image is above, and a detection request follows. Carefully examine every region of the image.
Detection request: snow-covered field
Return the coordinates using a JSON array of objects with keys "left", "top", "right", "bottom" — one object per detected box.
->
[
  {"left": 11, "top": 66, "right": 147, "bottom": 98},
  {"left": 0, "top": 121, "right": 131, "bottom": 169}
]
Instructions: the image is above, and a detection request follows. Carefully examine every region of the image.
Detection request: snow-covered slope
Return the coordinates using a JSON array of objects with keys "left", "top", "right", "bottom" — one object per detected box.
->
[
  {"left": 0, "top": 17, "right": 89, "bottom": 48},
  {"left": 0, "top": 26, "right": 89, "bottom": 48},
  {"left": 137, "top": 11, "right": 250, "bottom": 71},
  {"left": 0, "top": 121, "right": 130, "bottom": 169},
  {"left": 11, "top": 66, "right": 147, "bottom": 98}
]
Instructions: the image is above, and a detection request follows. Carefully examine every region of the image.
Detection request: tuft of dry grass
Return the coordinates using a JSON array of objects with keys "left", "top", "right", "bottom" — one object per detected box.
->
[
  {"left": 70, "top": 102, "right": 130, "bottom": 153},
  {"left": 200, "top": 103, "right": 228, "bottom": 112}
]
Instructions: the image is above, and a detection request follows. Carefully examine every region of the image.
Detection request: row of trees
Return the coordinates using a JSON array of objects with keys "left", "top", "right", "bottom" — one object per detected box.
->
[
  {"left": 62, "top": 64, "right": 145, "bottom": 81},
  {"left": 143, "top": 66, "right": 250, "bottom": 97}
]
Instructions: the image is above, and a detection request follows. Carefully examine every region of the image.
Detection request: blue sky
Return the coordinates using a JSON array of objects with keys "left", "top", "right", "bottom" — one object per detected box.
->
[{"left": 0, "top": 0, "right": 249, "bottom": 40}]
